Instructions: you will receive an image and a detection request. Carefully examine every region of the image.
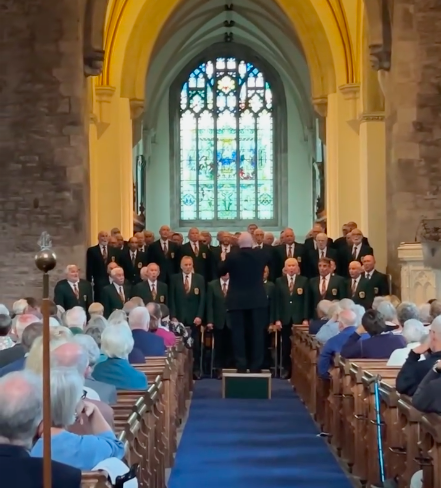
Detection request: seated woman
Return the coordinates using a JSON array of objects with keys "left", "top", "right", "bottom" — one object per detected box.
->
[
  {"left": 387, "top": 319, "right": 427, "bottom": 367},
  {"left": 148, "top": 303, "right": 177, "bottom": 348},
  {"left": 340, "top": 309, "right": 406, "bottom": 359},
  {"left": 92, "top": 324, "right": 147, "bottom": 390},
  {"left": 31, "top": 367, "right": 124, "bottom": 470}
]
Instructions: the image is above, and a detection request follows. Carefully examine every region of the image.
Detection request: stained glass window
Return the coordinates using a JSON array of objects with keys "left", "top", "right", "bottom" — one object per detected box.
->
[{"left": 179, "top": 57, "right": 275, "bottom": 222}]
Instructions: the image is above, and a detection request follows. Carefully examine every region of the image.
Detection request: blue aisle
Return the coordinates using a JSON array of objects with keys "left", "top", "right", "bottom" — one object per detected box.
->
[{"left": 168, "top": 379, "right": 353, "bottom": 488}]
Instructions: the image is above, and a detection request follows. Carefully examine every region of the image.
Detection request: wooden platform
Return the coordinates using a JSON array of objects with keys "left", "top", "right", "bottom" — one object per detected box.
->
[{"left": 222, "top": 370, "right": 272, "bottom": 399}]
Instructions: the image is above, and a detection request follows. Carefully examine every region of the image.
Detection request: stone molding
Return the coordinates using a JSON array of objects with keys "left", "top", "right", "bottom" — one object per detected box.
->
[
  {"left": 362, "top": 0, "right": 392, "bottom": 71},
  {"left": 83, "top": 0, "right": 109, "bottom": 77},
  {"left": 130, "top": 99, "right": 145, "bottom": 120},
  {"left": 359, "top": 112, "right": 385, "bottom": 122},
  {"left": 312, "top": 97, "right": 328, "bottom": 117},
  {"left": 339, "top": 83, "right": 360, "bottom": 101},
  {"left": 95, "top": 85, "right": 116, "bottom": 133}
]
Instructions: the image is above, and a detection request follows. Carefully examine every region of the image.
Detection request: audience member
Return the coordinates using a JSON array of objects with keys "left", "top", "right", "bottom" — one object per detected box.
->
[
  {"left": 387, "top": 319, "right": 427, "bottom": 367},
  {"left": 147, "top": 303, "right": 176, "bottom": 347},
  {"left": 0, "top": 314, "right": 39, "bottom": 368},
  {"left": 128, "top": 307, "right": 165, "bottom": 358},
  {"left": 309, "top": 300, "right": 332, "bottom": 335}
]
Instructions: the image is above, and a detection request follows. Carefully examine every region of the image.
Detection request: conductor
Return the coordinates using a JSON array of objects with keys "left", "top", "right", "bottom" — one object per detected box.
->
[{"left": 219, "top": 232, "right": 270, "bottom": 373}]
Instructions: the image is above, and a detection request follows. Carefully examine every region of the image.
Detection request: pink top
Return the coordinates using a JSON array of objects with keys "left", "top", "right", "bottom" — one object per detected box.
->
[{"left": 154, "top": 327, "right": 176, "bottom": 348}]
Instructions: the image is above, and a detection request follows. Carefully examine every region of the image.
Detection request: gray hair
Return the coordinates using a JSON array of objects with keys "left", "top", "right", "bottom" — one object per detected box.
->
[
  {"left": 328, "top": 302, "right": 342, "bottom": 321},
  {"left": 21, "top": 323, "right": 44, "bottom": 353},
  {"left": 338, "top": 309, "right": 357, "bottom": 328},
  {"left": 339, "top": 298, "right": 355, "bottom": 311},
  {"left": 12, "top": 299, "right": 28, "bottom": 316},
  {"left": 50, "top": 368, "right": 83, "bottom": 428},
  {"left": 101, "top": 324, "right": 134, "bottom": 359},
  {"left": 397, "top": 302, "right": 420, "bottom": 326},
  {"left": 110, "top": 267, "right": 123, "bottom": 278},
  {"left": 402, "top": 319, "right": 427, "bottom": 344},
  {"left": 108, "top": 310, "right": 127, "bottom": 325},
  {"left": 0, "top": 304, "right": 9, "bottom": 316},
  {"left": 123, "top": 300, "right": 138, "bottom": 315},
  {"left": 87, "top": 315, "right": 108, "bottom": 330},
  {"left": 0, "top": 371, "right": 43, "bottom": 448},
  {"left": 377, "top": 301, "right": 397, "bottom": 322},
  {"left": 430, "top": 315, "right": 441, "bottom": 336},
  {"left": 317, "top": 300, "right": 332, "bottom": 318},
  {"left": 372, "top": 296, "right": 387, "bottom": 310},
  {"left": 64, "top": 306, "right": 87, "bottom": 329},
  {"left": 238, "top": 232, "right": 253, "bottom": 248},
  {"left": 353, "top": 305, "right": 366, "bottom": 325},
  {"left": 128, "top": 307, "right": 150, "bottom": 331},
  {"left": 418, "top": 303, "right": 432, "bottom": 324},
  {"left": 72, "top": 334, "right": 101, "bottom": 368}
]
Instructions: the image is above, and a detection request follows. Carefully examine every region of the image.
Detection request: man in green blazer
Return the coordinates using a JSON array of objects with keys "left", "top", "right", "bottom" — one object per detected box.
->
[
  {"left": 275, "top": 258, "right": 309, "bottom": 378},
  {"left": 308, "top": 257, "right": 347, "bottom": 319},
  {"left": 101, "top": 267, "right": 132, "bottom": 318},
  {"left": 131, "top": 263, "right": 168, "bottom": 305},
  {"left": 170, "top": 256, "right": 206, "bottom": 379},
  {"left": 206, "top": 273, "right": 232, "bottom": 378},
  {"left": 347, "top": 260, "right": 373, "bottom": 309},
  {"left": 54, "top": 265, "right": 93, "bottom": 313}
]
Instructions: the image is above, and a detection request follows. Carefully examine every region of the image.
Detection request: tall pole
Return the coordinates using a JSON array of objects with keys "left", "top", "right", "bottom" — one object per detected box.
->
[{"left": 35, "top": 232, "right": 57, "bottom": 488}]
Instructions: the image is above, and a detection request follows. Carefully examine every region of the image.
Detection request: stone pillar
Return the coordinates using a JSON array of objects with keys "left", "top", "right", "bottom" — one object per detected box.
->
[
  {"left": 385, "top": 0, "right": 441, "bottom": 290},
  {"left": 0, "top": 0, "right": 89, "bottom": 305}
]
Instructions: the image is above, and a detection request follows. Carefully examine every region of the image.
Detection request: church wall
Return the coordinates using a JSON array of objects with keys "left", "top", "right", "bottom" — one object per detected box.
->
[{"left": 144, "top": 83, "right": 313, "bottom": 239}]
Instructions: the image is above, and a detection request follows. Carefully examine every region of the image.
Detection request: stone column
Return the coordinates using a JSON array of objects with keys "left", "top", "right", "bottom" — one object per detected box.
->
[
  {"left": 0, "top": 0, "right": 89, "bottom": 304},
  {"left": 385, "top": 0, "right": 441, "bottom": 290}
]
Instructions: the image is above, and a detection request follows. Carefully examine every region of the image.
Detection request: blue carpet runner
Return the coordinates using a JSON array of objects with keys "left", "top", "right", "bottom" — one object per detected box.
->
[{"left": 168, "top": 379, "right": 353, "bottom": 488}]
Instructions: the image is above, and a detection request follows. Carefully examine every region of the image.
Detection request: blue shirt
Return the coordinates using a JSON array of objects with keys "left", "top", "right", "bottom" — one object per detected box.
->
[
  {"left": 0, "top": 356, "right": 26, "bottom": 377},
  {"left": 317, "top": 326, "right": 356, "bottom": 378},
  {"left": 316, "top": 320, "right": 339, "bottom": 344},
  {"left": 92, "top": 357, "right": 147, "bottom": 390},
  {"left": 31, "top": 430, "right": 125, "bottom": 471}
]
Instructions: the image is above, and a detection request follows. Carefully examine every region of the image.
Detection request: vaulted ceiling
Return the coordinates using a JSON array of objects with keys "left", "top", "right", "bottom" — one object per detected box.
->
[{"left": 144, "top": 0, "right": 313, "bottom": 129}]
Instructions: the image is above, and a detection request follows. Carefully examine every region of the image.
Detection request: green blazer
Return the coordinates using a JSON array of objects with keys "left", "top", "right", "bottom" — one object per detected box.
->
[
  {"left": 102, "top": 283, "right": 132, "bottom": 318},
  {"left": 275, "top": 275, "right": 309, "bottom": 325},
  {"left": 346, "top": 276, "right": 373, "bottom": 309},
  {"left": 131, "top": 281, "right": 168, "bottom": 305},
  {"left": 263, "top": 281, "right": 277, "bottom": 325},
  {"left": 169, "top": 273, "right": 205, "bottom": 325},
  {"left": 53, "top": 279, "right": 92, "bottom": 312},
  {"left": 206, "top": 280, "right": 230, "bottom": 329},
  {"left": 308, "top": 274, "right": 347, "bottom": 318}
]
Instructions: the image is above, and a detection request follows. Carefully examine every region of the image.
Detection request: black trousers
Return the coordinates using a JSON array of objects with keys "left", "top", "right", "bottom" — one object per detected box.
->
[
  {"left": 186, "top": 323, "right": 201, "bottom": 372},
  {"left": 281, "top": 324, "right": 292, "bottom": 371},
  {"left": 228, "top": 308, "right": 267, "bottom": 371},
  {"left": 213, "top": 327, "right": 233, "bottom": 369}
]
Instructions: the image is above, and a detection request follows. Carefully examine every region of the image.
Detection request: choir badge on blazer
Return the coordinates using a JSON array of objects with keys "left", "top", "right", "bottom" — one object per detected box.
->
[
  {"left": 297, "top": 288, "right": 303, "bottom": 295},
  {"left": 111, "top": 256, "right": 116, "bottom": 262},
  {"left": 374, "top": 287, "right": 379, "bottom": 295},
  {"left": 160, "top": 295, "right": 164, "bottom": 303},
  {"left": 202, "top": 253, "right": 206, "bottom": 259},
  {"left": 138, "top": 262, "right": 142, "bottom": 268},
  {"left": 194, "top": 288, "right": 200, "bottom": 295},
  {"left": 359, "top": 291, "right": 365, "bottom": 299},
  {"left": 332, "top": 288, "right": 337, "bottom": 296},
  {"left": 171, "top": 252, "right": 175, "bottom": 258}
]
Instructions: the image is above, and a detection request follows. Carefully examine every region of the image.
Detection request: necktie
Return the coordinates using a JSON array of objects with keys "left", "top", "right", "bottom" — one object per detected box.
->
[
  {"left": 118, "top": 286, "right": 125, "bottom": 302},
  {"left": 184, "top": 274, "right": 190, "bottom": 293},
  {"left": 351, "top": 279, "right": 357, "bottom": 294},
  {"left": 151, "top": 283, "right": 157, "bottom": 300},
  {"left": 222, "top": 282, "right": 228, "bottom": 297},
  {"left": 289, "top": 277, "right": 294, "bottom": 294},
  {"left": 352, "top": 246, "right": 357, "bottom": 259},
  {"left": 320, "top": 250, "right": 324, "bottom": 258},
  {"left": 366, "top": 273, "right": 371, "bottom": 280},
  {"left": 320, "top": 277, "right": 327, "bottom": 297},
  {"left": 193, "top": 244, "right": 199, "bottom": 257},
  {"left": 131, "top": 252, "right": 136, "bottom": 266},
  {"left": 163, "top": 241, "right": 168, "bottom": 254},
  {"left": 73, "top": 283, "right": 79, "bottom": 299},
  {"left": 288, "top": 246, "right": 293, "bottom": 258},
  {"left": 223, "top": 247, "right": 228, "bottom": 254},
  {"left": 102, "top": 246, "right": 107, "bottom": 261}
]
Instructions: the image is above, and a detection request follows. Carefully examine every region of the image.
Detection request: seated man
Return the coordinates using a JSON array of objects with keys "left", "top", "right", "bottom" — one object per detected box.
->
[
  {"left": 340, "top": 309, "right": 406, "bottom": 359},
  {"left": 127, "top": 306, "right": 166, "bottom": 359},
  {"left": 309, "top": 300, "right": 332, "bottom": 335},
  {"left": 317, "top": 309, "right": 357, "bottom": 379},
  {"left": 396, "top": 315, "right": 441, "bottom": 396},
  {"left": 0, "top": 370, "right": 81, "bottom": 488},
  {"left": 316, "top": 299, "right": 354, "bottom": 344}
]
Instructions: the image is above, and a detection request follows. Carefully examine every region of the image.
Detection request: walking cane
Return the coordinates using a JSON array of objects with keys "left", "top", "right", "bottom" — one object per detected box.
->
[
  {"left": 274, "top": 329, "right": 279, "bottom": 377},
  {"left": 35, "top": 233, "right": 57, "bottom": 488},
  {"left": 210, "top": 333, "right": 215, "bottom": 378},
  {"left": 199, "top": 326, "right": 205, "bottom": 376},
  {"left": 279, "top": 332, "right": 283, "bottom": 378}
]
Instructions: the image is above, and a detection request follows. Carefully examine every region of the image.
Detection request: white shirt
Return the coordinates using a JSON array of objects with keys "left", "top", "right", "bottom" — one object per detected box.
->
[
  {"left": 100, "top": 245, "right": 107, "bottom": 255},
  {"left": 222, "top": 245, "right": 231, "bottom": 253},
  {"left": 352, "top": 244, "right": 361, "bottom": 258},
  {"left": 285, "top": 244, "right": 295, "bottom": 255},
  {"left": 148, "top": 280, "right": 157, "bottom": 290},
  {"left": 319, "top": 274, "right": 330, "bottom": 290},
  {"left": 192, "top": 242, "right": 199, "bottom": 252},
  {"left": 160, "top": 239, "right": 169, "bottom": 250},
  {"left": 113, "top": 282, "right": 124, "bottom": 295},
  {"left": 351, "top": 276, "right": 361, "bottom": 289},
  {"left": 109, "top": 276, "right": 113, "bottom": 284},
  {"left": 183, "top": 273, "right": 192, "bottom": 288},
  {"left": 220, "top": 279, "right": 229, "bottom": 288},
  {"left": 68, "top": 281, "right": 80, "bottom": 293},
  {"left": 287, "top": 274, "right": 296, "bottom": 286},
  {"left": 365, "top": 270, "right": 375, "bottom": 280},
  {"left": 254, "top": 244, "right": 263, "bottom": 249},
  {"left": 318, "top": 247, "right": 327, "bottom": 258},
  {"left": 130, "top": 251, "right": 137, "bottom": 260},
  {"left": 387, "top": 343, "right": 425, "bottom": 367}
]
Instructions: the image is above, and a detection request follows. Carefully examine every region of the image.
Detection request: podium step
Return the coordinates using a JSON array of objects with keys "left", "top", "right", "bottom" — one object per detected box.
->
[{"left": 222, "top": 370, "right": 272, "bottom": 399}]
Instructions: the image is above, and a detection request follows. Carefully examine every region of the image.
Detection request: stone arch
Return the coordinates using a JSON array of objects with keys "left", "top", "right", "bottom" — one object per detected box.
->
[{"left": 101, "top": 0, "right": 354, "bottom": 101}]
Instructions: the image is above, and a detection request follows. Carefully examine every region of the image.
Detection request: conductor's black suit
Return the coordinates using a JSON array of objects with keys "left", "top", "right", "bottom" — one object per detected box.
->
[{"left": 219, "top": 247, "right": 270, "bottom": 372}]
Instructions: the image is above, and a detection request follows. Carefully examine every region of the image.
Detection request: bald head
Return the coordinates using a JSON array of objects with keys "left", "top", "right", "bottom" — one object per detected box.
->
[
  {"left": 238, "top": 232, "right": 254, "bottom": 248},
  {"left": 51, "top": 342, "right": 88, "bottom": 376}
]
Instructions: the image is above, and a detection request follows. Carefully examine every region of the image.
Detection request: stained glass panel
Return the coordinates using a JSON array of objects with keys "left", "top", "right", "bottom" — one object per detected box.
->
[{"left": 179, "top": 56, "right": 275, "bottom": 222}]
